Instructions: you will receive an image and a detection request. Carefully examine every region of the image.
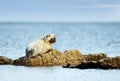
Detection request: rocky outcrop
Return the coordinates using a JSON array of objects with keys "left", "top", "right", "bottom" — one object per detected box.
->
[
  {"left": 64, "top": 55, "right": 120, "bottom": 69},
  {"left": 98, "top": 56, "right": 120, "bottom": 69},
  {"left": 14, "top": 49, "right": 85, "bottom": 66},
  {"left": 0, "top": 49, "right": 120, "bottom": 69},
  {"left": 0, "top": 56, "right": 13, "bottom": 64},
  {"left": 63, "top": 53, "right": 108, "bottom": 69},
  {"left": 14, "top": 49, "right": 66, "bottom": 66}
]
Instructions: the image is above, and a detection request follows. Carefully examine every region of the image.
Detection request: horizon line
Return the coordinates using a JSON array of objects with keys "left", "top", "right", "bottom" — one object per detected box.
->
[{"left": 0, "top": 21, "right": 120, "bottom": 23}]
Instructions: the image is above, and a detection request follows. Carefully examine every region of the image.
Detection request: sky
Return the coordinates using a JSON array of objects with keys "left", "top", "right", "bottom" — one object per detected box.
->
[{"left": 0, "top": 0, "right": 120, "bottom": 22}]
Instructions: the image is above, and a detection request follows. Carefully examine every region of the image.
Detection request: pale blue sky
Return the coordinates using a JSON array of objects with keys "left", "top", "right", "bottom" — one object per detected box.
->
[{"left": 0, "top": 0, "right": 120, "bottom": 22}]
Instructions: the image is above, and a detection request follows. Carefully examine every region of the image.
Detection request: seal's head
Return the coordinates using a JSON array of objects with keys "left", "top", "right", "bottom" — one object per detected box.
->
[{"left": 42, "top": 33, "right": 56, "bottom": 44}]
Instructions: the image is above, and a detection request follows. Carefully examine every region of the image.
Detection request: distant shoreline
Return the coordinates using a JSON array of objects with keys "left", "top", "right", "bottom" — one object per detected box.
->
[{"left": 0, "top": 21, "right": 120, "bottom": 24}]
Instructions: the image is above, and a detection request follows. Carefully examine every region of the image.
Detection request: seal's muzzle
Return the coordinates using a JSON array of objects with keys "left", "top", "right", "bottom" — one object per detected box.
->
[{"left": 49, "top": 37, "right": 56, "bottom": 43}]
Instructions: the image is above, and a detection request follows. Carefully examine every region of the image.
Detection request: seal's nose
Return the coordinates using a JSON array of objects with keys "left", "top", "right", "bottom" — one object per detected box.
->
[
  {"left": 53, "top": 37, "right": 56, "bottom": 43},
  {"left": 49, "top": 36, "right": 56, "bottom": 43}
]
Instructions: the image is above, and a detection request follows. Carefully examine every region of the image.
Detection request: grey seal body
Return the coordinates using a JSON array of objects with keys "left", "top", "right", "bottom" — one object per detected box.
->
[{"left": 25, "top": 33, "right": 56, "bottom": 60}]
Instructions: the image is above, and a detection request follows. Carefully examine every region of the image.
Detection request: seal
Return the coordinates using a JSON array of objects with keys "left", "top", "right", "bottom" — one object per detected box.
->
[{"left": 25, "top": 33, "right": 56, "bottom": 60}]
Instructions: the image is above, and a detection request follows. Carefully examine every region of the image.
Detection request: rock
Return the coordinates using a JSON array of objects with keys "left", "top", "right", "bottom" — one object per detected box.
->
[
  {"left": 14, "top": 49, "right": 66, "bottom": 66},
  {"left": 14, "top": 56, "right": 26, "bottom": 66},
  {"left": 14, "top": 49, "right": 85, "bottom": 67},
  {"left": 66, "top": 61, "right": 113, "bottom": 69},
  {"left": 1, "top": 49, "right": 120, "bottom": 69},
  {"left": 84, "top": 53, "right": 107, "bottom": 61},
  {"left": 65, "top": 61, "right": 100, "bottom": 69},
  {"left": 64, "top": 54, "right": 120, "bottom": 69},
  {"left": 99, "top": 56, "right": 120, "bottom": 69},
  {"left": 63, "top": 50, "right": 85, "bottom": 67},
  {"left": 0, "top": 56, "right": 13, "bottom": 64}
]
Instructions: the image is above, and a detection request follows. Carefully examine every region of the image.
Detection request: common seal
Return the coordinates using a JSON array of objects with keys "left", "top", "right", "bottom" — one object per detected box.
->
[{"left": 25, "top": 33, "right": 56, "bottom": 60}]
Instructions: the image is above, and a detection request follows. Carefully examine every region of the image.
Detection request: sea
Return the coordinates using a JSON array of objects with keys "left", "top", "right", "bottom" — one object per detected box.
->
[{"left": 0, "top": 22, "right": 120, "bottom": 81}]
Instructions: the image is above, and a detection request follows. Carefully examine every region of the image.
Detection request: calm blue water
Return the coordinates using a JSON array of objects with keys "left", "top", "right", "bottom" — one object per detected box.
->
[{"left": 0, "top": 22, "right": 120, "bottom": 81}]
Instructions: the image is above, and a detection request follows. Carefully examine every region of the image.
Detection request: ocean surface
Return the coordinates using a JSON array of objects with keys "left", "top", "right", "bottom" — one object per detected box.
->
[{"left": 0, "top": 22, "right": 120, "bottom": 81}]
